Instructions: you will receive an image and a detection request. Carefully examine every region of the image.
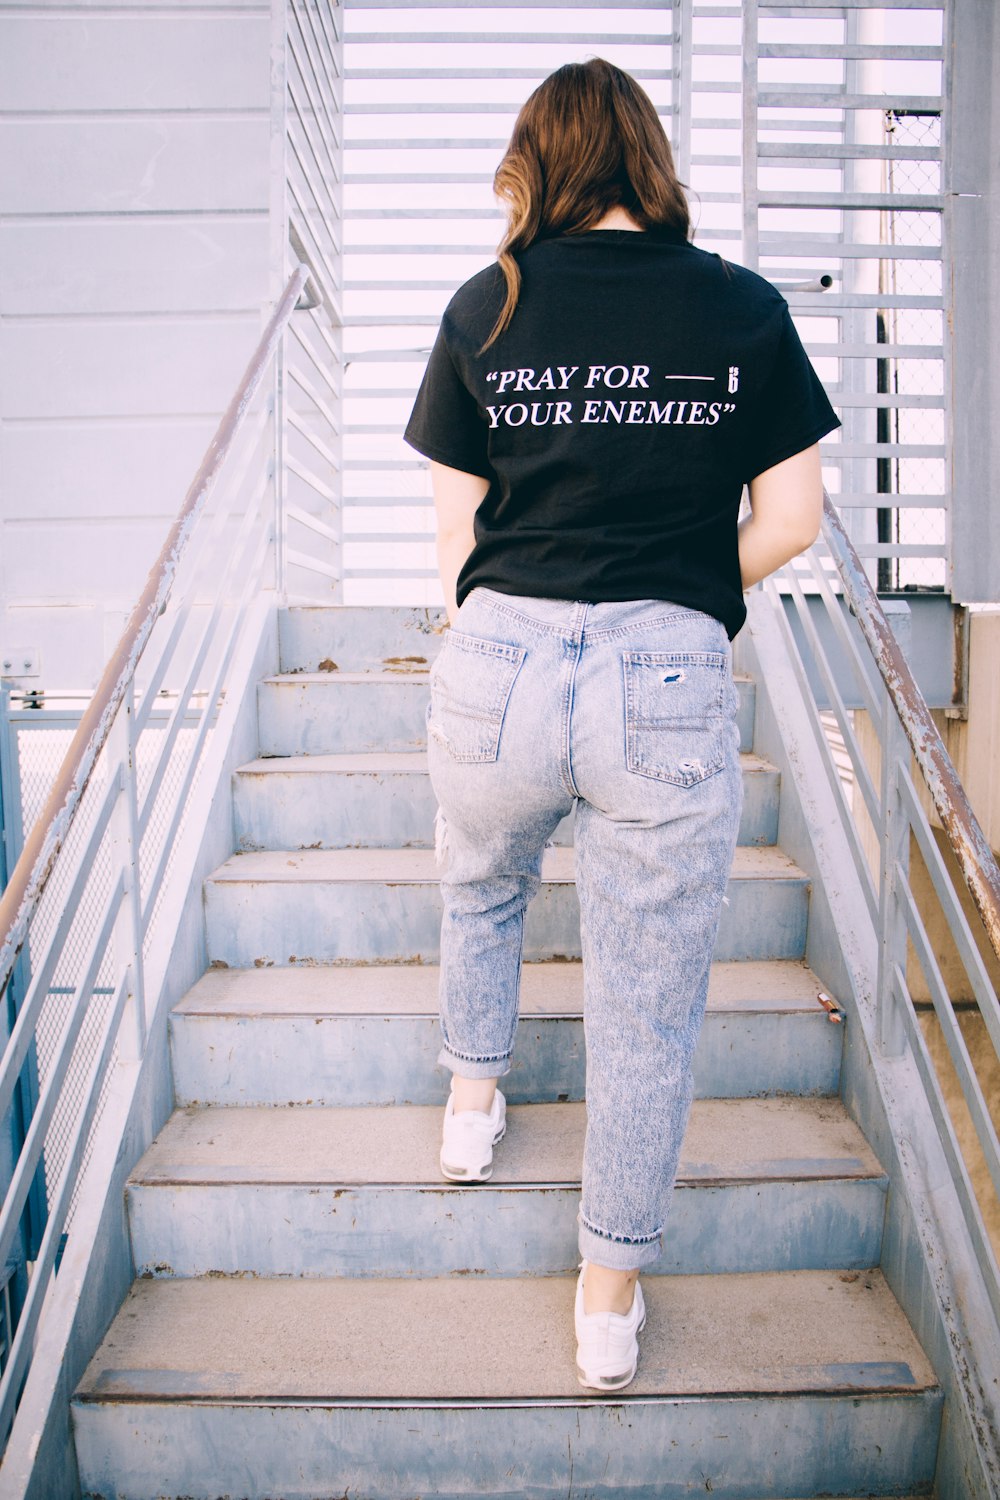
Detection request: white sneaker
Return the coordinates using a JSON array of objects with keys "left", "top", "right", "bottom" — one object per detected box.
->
[
  {"left": 439, "top": 1083, "right": 506, "bottom": 1182},
  {"left": 574, "top": 1263, "right": 646, "bottom": 1392}
]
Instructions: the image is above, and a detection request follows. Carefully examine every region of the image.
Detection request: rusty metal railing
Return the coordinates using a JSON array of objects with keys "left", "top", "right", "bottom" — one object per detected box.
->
[
  {"left": 762, "top": 490, "right": 1000, "bottom": 1330},
  {"left": 822, "top": 495, "right": 1000, "bottom": 966}
]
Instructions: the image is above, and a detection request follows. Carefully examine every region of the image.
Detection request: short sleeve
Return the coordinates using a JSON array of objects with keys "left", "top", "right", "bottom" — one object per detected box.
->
[
  {"left": 743, "top": 303, "right": 841, "bottom": 481},
  {"left": 403, "top": 323, "right": 493, "bottom": 479}
]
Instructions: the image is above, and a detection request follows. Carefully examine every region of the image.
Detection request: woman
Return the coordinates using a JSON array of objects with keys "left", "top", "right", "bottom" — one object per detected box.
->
[{"left": 404, "top": 58, "right": 840, "bottom": 1392}]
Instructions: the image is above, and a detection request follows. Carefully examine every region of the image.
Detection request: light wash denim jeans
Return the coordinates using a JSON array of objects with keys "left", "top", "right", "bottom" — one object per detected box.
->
[{"left": 426, "top": 586, "right": 744, "bottom": 1270}]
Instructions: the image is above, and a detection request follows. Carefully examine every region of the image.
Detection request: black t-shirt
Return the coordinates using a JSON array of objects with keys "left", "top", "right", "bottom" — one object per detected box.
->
[{"left": 404, "top": 224, "right": 841, "bottom": 638}]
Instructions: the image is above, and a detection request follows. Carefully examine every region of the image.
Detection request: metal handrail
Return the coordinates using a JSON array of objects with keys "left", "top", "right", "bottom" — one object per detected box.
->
[
  {"left": 0, "top": 264, "right": 309, "bottom": 1003},
  {"left": 821, "top": 490, "right": 1000, "bottom": 964}
]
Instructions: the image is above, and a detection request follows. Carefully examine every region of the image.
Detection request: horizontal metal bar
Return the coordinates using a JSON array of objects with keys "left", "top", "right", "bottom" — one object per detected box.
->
[
  {"left": 346, "top": 389, "right": 418, "bottom": 399},
  {"left": 804, "top": 344, "right": 943, "bottom": 360},
  {"left": 760, "top": 191, "right": 942, "bottom": 210},
  {"left": 343, "top": 209, "right": 504, "bottom": 220},
  {"left": 759, "top": 142, "right": 941, "bottom": 162},
  {"left": 344, "top": 244, "right": 496, "bottom": 255},
  {"left": 762, "top": 242, "right": 941, "bottom": 261},
  {"left": 832, "top": 393, "right": 944, "bottom": 409},
  {"left": 344, "top": 315, "right": 443, "bottom": 326},
  {"left": 342, "top": 349, "right": 432, "bottom": 363},
  {"left": 346, "top": 532, "right": 435, "bottom": 545},
  {"left": 345, "top": 459, "right": 424, "bottom": 470},
  {"left": 347, "top": 137, "right": 507, "bottom": 150},
  {"left": 347, "top": 422, "right": 414, "bottom": 434},
  {"left": 759, "top": 43, "right": 943, "bottom": 61},
  {"left": 341, "top": 497, "right": 431, "bottom": 508},
  {"left": 346, "top": 30, "right": 670, "bottom": 44},
  {"left": 758, "top": 91, "right": 942, "bottom": 111},
  {"left": 783, "top": 293, "right": 942, "bottom": 310},
  {"left": 849, "top": 544, "right": 944, "bottom": 559},
  {"left": 347, "top": 0, "right": 678, "bottom": 8},
  {"left": 825, "top": 443, "right": 946, "bottom": 459},
  {"left": 343, "top": 567, "right": 439, "bottom": 578},
  {"left": 346, "top": 173, "right": 495, "bottom": 183},
  {"left": 760, "top": 0, "right": 941, "bottom": 7},
  {"left": 826, "top": 493, "right": 947, "bottom": 509},
  {"left": 345, "top": 67, "right": 672, "bottom": 79}
]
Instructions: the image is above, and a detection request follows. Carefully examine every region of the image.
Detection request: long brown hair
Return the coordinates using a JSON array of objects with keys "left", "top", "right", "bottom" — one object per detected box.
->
[{"left": 483, "top": 59, "right": 691, "bottom": 350}]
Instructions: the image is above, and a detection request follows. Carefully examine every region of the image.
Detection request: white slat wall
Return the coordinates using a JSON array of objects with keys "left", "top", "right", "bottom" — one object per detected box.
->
[{"left": 0, "top": 1, "right": 273, "bottom": 685}]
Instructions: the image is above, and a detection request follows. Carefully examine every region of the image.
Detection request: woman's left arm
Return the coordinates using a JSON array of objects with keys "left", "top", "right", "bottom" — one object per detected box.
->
[{"left": 430, "top": 460, "right": 490, "bottom": 624}]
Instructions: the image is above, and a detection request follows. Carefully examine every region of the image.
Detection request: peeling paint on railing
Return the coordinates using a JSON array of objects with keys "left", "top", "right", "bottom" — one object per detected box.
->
[{"left": 821, "top": 492, "right": 1000, "bottom": 966}]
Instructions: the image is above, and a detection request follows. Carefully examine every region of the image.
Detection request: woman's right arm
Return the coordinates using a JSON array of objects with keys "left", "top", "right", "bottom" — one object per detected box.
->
[{"left": 738, "top": 442, "right": 824, "bottom": 590}]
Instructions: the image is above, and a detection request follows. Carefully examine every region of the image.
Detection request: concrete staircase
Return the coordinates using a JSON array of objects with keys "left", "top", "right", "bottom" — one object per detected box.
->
[{"left": 70, "top": 606, "right": 942, "bottom": 1499}]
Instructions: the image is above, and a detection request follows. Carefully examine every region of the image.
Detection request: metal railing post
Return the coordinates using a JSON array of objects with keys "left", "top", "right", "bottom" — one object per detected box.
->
[
  {"left": 273, "top": 349, "right": 287, "bottom": 601},
  {"left": 107, "top": 682, "right": 146, "bottom": 1061},
  {"left": 876, "top": 687, "right": 909, "bottom": 1057}
]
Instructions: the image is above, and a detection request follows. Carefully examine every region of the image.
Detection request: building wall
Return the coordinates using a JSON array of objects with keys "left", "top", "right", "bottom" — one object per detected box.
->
[{"left": 0, "top": 1, "right": 273, "bottom": 689}]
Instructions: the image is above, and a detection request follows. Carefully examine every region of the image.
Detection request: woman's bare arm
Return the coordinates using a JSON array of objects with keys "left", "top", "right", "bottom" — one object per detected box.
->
[
  {"left": 738, "top": 443, "right": 824, "bottom": 590},
  {"left": 430, "top": 459, "right": 490, "bottom": 623}
]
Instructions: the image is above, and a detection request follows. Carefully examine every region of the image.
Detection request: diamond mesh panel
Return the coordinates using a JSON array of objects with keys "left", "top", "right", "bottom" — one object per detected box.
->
[{"left": 878, "top": 110, "right": 945, "bottom": 592}]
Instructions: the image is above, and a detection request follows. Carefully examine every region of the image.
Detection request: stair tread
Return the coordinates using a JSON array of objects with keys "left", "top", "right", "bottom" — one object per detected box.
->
[
  {"left": 262, "top": 670, "right": 756, "bottom": 686},
  {"left": 175, "top": 958, "right": 832, "bottom": 1018},
  {"left": 130, "top": 1096, "right": 883, "bottom": 1187},
  {"left": 207, "top": 843, "right": 808, "bottom": 885},
  {"left": 74, "top": 1268, "right": 936, "bottom": 1402},
  {"left": 237, "top": 749, "right": 778, "bottom": 776}
]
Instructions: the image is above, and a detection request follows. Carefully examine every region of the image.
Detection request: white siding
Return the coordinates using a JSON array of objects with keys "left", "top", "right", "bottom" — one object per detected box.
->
[{"left": 0, "top": 2, "right": 273, "bottom": 687}]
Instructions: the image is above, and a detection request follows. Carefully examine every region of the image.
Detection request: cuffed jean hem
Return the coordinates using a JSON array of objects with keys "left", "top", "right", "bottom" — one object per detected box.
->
[
  {"left": 437, "top": 1044, "right": 513, "bottom": 1080},
  {"left": 578, "top": 1213, "right": 664, "bottom": 1272}
]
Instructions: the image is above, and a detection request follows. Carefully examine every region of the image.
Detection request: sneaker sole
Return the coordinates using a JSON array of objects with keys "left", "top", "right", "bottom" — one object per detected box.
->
[{"left": 439, "top": 1122, "right": 506, "bottom": 1183}]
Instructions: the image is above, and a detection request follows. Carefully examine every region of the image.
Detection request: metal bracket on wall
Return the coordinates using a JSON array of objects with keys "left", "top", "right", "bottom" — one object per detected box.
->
[{"left": 946, "top": 603, "right": 970, "bottom": 721}]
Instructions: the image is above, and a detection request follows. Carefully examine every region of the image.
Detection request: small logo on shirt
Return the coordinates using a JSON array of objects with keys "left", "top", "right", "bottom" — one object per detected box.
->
[{"left": 728, "top": 366, "right": 740, "bottom": 393}]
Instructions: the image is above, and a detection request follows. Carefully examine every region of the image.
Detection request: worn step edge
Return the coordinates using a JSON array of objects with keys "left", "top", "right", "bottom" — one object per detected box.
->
[
  {"left": 74, "top": 1269, "right": 938, "bottom": 1402},
  {"left": 130, "top": 1097, "right": 883, "bottom": 1188},
  {"left": 173, "top": 959, "right": 831, "bottom": 1018},
  {"left": 169, "top": 961, "right": 845, "bottom": 1106},
  {"left": 206, "top": 842, "right": 807, "bottom": 886}
]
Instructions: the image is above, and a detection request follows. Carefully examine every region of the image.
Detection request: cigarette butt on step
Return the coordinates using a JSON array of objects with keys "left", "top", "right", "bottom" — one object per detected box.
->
[{"left": 816, "top": 991, "right": 844, "bottom": 1023}]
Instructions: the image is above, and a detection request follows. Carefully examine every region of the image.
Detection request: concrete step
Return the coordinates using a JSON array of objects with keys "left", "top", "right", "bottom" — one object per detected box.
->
[
  {"left": 171, "top": 960, "right": 844, "bottom": 1105},
  {"left": 127, "top": 1096, "right": 886, "bottom": 1278},
  {"left": 203, "top": 844, "right": 810, "bottom": 967},
  {"left": 279, "top": 602, "right": 450, "bottom": 674},
  {"left": 233, "top": 749, "right": 781, "bottom": 851},
  {"left": 256, "top": 669, "right": 758, "bottom": 756},
  {"left": 72, "top": 1269, "right": 941, "bottom": 1500}
]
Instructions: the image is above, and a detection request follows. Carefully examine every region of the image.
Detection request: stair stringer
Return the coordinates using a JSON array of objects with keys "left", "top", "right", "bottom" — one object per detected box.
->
[
  {"left": 741, "top": 588, "right": 1000, "bottom": 1500},
  {"left": 0, "top": 595, "right": 279, "bottom": 1500}
]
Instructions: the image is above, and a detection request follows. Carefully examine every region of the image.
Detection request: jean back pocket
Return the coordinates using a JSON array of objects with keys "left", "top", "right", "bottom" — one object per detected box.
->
[
  {"left": 623, "top": 649, "right": 729, "bottom": 787},
  {"left": 428, "top": 631, "right": 527, "bottom": 763}
]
